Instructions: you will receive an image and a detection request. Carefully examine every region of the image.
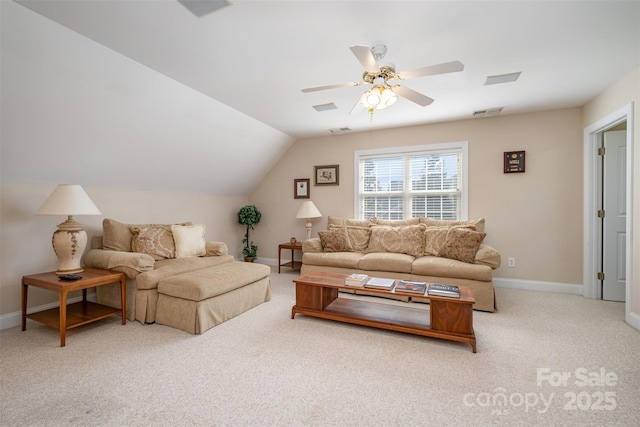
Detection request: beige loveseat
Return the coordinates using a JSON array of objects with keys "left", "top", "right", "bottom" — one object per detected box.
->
[
  {"left": 84, "top": 219, "right": 271, "bottom": 333},
  {"left": 301, "top": 216, "right": 501, "bottom": 312}
]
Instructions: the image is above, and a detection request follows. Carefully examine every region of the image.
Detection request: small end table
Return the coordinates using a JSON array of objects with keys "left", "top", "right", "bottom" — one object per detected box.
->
[
  {"left": 22, "top": 268, "right": 126, "bottom": 347},
  {"left": 278, "top": 242, "right": 303, "bottom": 273}
]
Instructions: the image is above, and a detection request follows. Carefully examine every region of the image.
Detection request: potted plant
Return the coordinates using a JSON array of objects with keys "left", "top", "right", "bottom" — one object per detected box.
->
[{"left": 237, "top": 204, "right": 262, "bottom": 262}]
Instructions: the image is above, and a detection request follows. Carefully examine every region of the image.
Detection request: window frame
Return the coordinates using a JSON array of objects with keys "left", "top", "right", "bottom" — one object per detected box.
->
[{"left": 353, "top": 142, "right": 469, "bottom": 220}]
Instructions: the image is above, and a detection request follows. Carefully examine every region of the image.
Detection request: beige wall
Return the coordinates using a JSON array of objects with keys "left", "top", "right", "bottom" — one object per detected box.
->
[
  {"left": 583, "top": 68, "right": 640, "bottom": 318},
  {"left": 251, "top": 108, "right": 584, "bottom": 286},
  {"left": 0, "top": 182, "right": 248, "bottom": 317}
]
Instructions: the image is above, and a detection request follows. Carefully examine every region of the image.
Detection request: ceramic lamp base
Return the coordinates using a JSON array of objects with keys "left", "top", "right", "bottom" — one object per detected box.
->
[{"left": 52, "top": 217, "right": 87, "bottom": 275}]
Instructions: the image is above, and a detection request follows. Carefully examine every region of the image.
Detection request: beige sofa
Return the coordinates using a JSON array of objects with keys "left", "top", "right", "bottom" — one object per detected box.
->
[
  {"left": 84, "top": 219, "right": 271, "bottom": 333},
  {"left": 301, "top": 216, "right": 501, "bottom": 312}
]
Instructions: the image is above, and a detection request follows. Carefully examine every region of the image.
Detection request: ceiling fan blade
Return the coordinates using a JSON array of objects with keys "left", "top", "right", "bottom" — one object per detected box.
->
[
  {"left": 392, "top": 85, "right": 434, "bottom": 107},
  {"left": 301, "top": 81, "right": 362, "bottom": 93},
  {"left": 397, "top": 60, "right": 464, "bottom": 80},
  {"left": 349, "top": 45, "right": 380, "bottom": 73}
]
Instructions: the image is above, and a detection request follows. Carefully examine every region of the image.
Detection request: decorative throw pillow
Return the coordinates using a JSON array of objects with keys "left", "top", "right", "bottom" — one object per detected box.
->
[
  {"left": 171, "top": 224, "right": 207, "bottom": 258},
  {"left": 438, "top": 227, "right": 487, "bottom": 263},
  {"left": 318, "top": 227, "right": 354, "bottom": 252},
  {"left": 366, "top": 224, "right": 425, "bottom": 258},
  {"left": 329, "top": 225, "right": 371, "bottom": 252},
  {"left": 423, "top": 227, "right": 452, "bottom": 256},
  {"left": 130, "top": 225, "right": 176, "bottom": 260}
]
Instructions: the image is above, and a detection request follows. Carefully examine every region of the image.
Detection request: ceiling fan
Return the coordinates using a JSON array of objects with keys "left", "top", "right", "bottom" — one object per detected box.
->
[{"left": 302, "top": 44, "right": 464, "bottom": 111}]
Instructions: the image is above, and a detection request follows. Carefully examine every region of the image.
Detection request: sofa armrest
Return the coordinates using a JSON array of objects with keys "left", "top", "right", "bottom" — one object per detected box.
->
[
  {"left": 475, "top": 243, "right": 501, "bottom": 269},
  {"left": 84, "top": 248, "right": 155, "bottom": 278},
  {"left": 205, "top": 241, "right": 229, "bottom": 256},
  {"left": 302, "top": 238, "right": 323, "bottom": 253}
]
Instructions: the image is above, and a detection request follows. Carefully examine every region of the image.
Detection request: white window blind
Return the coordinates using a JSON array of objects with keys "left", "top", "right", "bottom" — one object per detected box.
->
[{"left": 356, "top": 143, "right": 467, "bottom": 220}]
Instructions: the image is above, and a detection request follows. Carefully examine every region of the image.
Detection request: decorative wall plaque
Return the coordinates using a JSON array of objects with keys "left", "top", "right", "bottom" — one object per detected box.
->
[{"left": 504, "top": 151, "right": 526, "bottom": 173}]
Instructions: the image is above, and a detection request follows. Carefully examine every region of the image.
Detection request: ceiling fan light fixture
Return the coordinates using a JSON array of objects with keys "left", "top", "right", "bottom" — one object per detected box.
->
[
  {"left": 378, "top": 86, "right": 398, "bottom": 109},
  {"left": 363, "top": 86, "right": 383, "bottom": 107}
]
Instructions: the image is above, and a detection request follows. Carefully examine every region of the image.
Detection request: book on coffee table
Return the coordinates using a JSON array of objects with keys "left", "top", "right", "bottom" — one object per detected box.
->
[
  {"left": 427, "top": 283, "right": 460, "bottom": 298},
  {"left": 345, "top": 273, "right": 368, "bottom": 287},
  {"left": 395, "top": 280, "right": 427, "bottom": 295},
  {"left": 363, "top": 277, "right": 396, "bottom": 290}
]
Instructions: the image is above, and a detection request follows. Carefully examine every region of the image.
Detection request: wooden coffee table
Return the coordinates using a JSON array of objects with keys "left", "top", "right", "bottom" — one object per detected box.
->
[
  {"left": 292, "top": 272, "right": 476, "bottom": 352},
  {"left": 22, "top": 268, "right": 126, "bottom": 347}
]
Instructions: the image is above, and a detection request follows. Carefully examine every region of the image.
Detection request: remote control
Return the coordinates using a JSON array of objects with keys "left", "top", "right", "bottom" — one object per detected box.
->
[{"left": 59, "top": 274, "right": 82, "bottom": 281}]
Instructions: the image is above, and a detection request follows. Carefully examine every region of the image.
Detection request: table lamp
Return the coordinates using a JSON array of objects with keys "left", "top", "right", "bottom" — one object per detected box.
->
[
  {"left": 296, "top": 200, "right": 322, "bottom": 241},
  {"left": 36, "top": 184, "right": 102, "bottom": 275}
]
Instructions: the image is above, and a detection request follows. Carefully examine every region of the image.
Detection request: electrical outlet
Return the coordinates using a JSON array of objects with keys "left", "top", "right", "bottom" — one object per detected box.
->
[{"left": 508, "top": 257, "right": 516, "bottom": 267}]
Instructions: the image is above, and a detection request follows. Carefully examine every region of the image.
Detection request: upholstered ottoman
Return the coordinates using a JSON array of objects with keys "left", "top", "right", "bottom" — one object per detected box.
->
[{"left": 155, "top": 262, "right": 271, "bottom": 334}]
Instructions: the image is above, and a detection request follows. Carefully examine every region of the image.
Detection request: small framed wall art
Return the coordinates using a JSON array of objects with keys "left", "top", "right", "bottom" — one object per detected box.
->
[
  {"left": 504, "top": 151, "right": 526, "bottom": 173},
  {"left": 314, "top": 164, "right": 339, "bottom": 185},
  {"left": 294, "top": 178, "right": 310, "bottom": 199}
]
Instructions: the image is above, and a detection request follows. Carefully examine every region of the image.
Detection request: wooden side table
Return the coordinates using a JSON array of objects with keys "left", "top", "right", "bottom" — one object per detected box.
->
[
  {"left": 278, "top": 242, "right": 303, "bottom": 273},
  {"left": 22, "top": 267, "right": 126, "bottom": 347}
]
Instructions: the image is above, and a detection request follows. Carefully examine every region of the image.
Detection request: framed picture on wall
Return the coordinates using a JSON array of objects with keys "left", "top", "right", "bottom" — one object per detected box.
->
[
  {"left": 294, "top": 178, "right": 310, "bottom": 199},
  {"left": 314, "top": 164, "right": 339, "bottom": 185},
  {"left": 504, "top": 151, "right": 526, "bottom": 173}
]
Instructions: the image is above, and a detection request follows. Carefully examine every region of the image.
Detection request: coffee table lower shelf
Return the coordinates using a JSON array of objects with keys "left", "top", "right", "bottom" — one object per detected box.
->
[{"left": 291, "top": 293, "right": 476, "bottom": 353}]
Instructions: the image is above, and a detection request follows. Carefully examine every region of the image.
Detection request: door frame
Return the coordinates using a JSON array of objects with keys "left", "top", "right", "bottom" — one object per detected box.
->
[{"left": 583, "top": 103, "right": 634, "bottom": 313}]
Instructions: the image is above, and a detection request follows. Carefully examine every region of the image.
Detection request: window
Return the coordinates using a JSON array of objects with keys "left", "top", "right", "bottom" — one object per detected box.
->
[{"left": 355, "top": 142, "right": 468, "bottom": 220}]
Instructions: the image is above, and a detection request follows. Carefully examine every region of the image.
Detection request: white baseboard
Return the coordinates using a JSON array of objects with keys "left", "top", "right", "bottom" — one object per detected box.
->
[
  {"left": 0, "top": 293, "right": 96, "bottom": 331},
  {"left": 493, "top": 277, "right": 583, "bottom": 294},
  {"left": 626, "top": 309, "right": 640, "bottom": 330}
]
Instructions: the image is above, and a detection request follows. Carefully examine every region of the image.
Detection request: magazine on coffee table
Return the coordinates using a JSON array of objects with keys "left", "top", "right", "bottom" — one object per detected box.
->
[
  {"left": 427, "top": 283, "right": 460, "bottom": 298},
  {"left": 395, "top": 280, "right": 428, "bottom": 295},
  {"left": 363, "top": 277, "right": 396, "bottom": 290},
  {"left": 344, "top": 273, "right": 368, "bottom": 287}
]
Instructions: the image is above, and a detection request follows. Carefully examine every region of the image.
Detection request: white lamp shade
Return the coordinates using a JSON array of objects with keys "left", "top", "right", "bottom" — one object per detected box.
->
[
  {"left": 36, "top": 184, "right": 101, "bottom": 216},
  {"left": 296, "top": 201, "right": 322, "bottom": 219}
]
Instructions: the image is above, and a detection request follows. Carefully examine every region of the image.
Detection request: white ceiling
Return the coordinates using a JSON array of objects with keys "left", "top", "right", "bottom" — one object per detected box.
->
[{"left": 15, "top": 0, "right": 640, "bottom": 139}]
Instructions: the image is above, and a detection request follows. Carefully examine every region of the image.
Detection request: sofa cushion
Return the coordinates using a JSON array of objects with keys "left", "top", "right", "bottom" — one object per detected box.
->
[
  {"left": 412, "top": 255, "right": 493, "bottom": 281},
  {"left": 302, "top": 252, "right": 362, "bottom": 269},
  {"left": 419, "top": 217, "right": 485, "bottom": 233},
  {"left": 172, "top": 224, "right": 207, "bottom": 258},
  {"left": 131, "top": 225, "right": 176, "bottom": 260},
  {"left": 135, "top": 255, "right": 234, "bottom": 290},
  {"left": 439, "top": 227, "right": 486, "bottom": 263},
  {"left": 327, "top": 215, "right": 375, "bottom": 227},
  {"left": 158, "top": 262, "right": 270, "bottom": 302},
  {"left": 318, "top": 227, "right": 354, "bottom": 252},
  {"left": 373, "top": 218, "right": 420, "bottom": 226},
  {"left": 366, "top": 224, "right": 425, "bottom": 258},
  {"left": 358, "top": 252, "right": 414, "bottom": 274},
  {"left": 102, "top": 218, "right": 191, "bottom": 252},
  {"left": 328, "top": 225, "right": 371, "bottom": 252}
]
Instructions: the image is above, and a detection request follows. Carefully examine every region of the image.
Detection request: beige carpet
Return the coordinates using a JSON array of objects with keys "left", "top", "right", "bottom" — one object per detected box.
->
[{"left": 1, "top": 267, "right": 639, "bottom": 426}]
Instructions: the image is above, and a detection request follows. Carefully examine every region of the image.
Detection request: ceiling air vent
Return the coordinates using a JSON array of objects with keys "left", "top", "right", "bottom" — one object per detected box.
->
[
  {"left": 485, "top": 72, "right": 521, "bottom": 85},
  {"left": 177, "top": 0, "right": 231, "bottom": 18},
  {"left": 473, "top": 107, "right": 503, "bottom": 118},
  {"left": 329, "top": 127, "right": 352, "bottom": 135},
  {"left": 313, "top": 103, "right": 338, "bottom": 112}
]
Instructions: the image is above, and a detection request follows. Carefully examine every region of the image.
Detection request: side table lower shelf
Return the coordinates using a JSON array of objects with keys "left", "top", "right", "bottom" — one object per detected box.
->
[{"left": 27, "top": 301, "right": 121, "bottom": 330}]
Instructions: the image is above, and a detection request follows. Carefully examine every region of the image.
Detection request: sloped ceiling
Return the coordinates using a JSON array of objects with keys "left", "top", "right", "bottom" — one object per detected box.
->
[{"left": 2, "top": 0, "right": 639, "bottom": 195}]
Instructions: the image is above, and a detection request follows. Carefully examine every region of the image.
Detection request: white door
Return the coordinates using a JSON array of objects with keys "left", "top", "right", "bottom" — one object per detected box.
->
[{"left": 602, "top": 130, "right": 626, "bottom": 301}]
